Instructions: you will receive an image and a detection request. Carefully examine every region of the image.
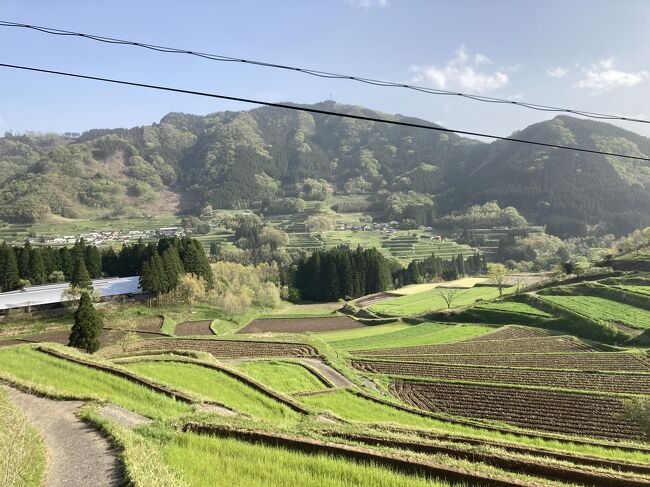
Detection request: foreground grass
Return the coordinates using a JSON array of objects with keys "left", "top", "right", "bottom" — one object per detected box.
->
[
  {"left": 370, "top": 287, "right": 508, "bottom": 316},
  {"left": 0, "top": 347, "right": 190, "bottom": 420},
  {"left": 0, "top": 388, "right": 46, "bottom": 487},
  {"left": 237, "top": 360, "right": 328, "bottom": 393},
  {"left": 298, "top": 390, "right": 650, "bottom": 464},
  {"left": 124, "top": 361, "right": 300, "bottom": 422},
  {"left": 541, "top": 295, "right": 650, "bottom": 329},
  {"left": 330, "top": 323, "right": 492, "bottom": 351},
  {"left": 163, "top": 432, "right": 449, "bottom": 487}
]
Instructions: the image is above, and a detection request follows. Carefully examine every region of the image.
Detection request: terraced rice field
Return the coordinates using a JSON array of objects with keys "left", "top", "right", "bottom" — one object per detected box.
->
[
  {"left": 540, "top": 294, "right": 650, "bottom": 329},
  {"left": 237, "top": 360, "right": 329, "bottom": 393},
  {"left": 325, "top": 324, "right": 492, "bottom": 351},
  {"left": 462, "top": 326, "right": 552, "bottom": 341},
  {"left": 238, "top": 316, "right": 362, "bottom": 334},
  {"left": 612, "top": 285, "right": 650, "bottom": 296},
  {"left": 472, "top": 301, "right": 553, "bottom": 317},
  {"left": 369, "top": 286, "right": 505, "bottom": 316},
  {"left": 130, "top": 338, "right": 316, "bottom": 358},
  {"left": 376, "top": 352, "right": 650, "bottom": 371},
  {"left": 356, "top": 336, "right": 594, "bottom": 357},
  {"left": 353, "top": 359, "right": 650, "bottom": 394},
  {"left": 390, "top": 380, "right": 643, "bottom": 441}
]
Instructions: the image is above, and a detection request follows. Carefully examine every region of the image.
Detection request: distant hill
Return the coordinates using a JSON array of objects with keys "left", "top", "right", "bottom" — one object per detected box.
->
[{"left": 1, "top": 102, "right": 649, "bottom": 236}]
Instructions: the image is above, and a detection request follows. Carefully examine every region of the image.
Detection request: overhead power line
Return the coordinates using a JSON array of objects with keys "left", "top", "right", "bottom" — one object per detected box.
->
[
  {"left": 1, "top": 19, "right": 648, "bottom": 125},
  {"left": 1, "top": 62, "right": 648, "bottom": 162}
]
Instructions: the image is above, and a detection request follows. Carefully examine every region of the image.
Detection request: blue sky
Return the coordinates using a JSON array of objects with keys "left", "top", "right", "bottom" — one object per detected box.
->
[{"left": 1, "top": 0, "right": 650, "bottom": 138}]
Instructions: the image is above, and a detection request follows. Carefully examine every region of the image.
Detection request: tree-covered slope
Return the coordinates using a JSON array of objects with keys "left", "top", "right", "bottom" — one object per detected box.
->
[
  {"left": 1, "top": 103, "right": 649, "bottom": 236},
  {"left": 444, "top": 116, "right": 650, "bottom": 235}
]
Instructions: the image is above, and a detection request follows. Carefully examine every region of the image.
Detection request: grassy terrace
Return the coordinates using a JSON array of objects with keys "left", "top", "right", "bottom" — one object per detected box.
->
[
  {"left": 369, "top": 287, "right": 508, "bottom": 316},
  {"left": 124, "top": 361, "right": 300, "bottom": 422},
  {"left": 612, "top": 285, "right": 650, "bottom": 296},
  {"left": 540, "top": 294, "right": 650, "bottom": 329},
  {"left": 323, "top": 323, "right": 492, "bottom": 351},
  {"left": 473, "top": 301, "right": 553, "bottom": 317},
  {"left": 0, "top": 347, "right": 190, "bottom": 419},
  {"left": 236, "top": 361, "right": 328, "bottom": 394},
  {"left": 163, "top": 432, "right": 449, "bottom": 487}
]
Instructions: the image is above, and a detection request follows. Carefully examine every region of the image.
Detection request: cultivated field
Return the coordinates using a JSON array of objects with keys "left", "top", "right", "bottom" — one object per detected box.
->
[
  {"left": 129, "top": 338, "right": 317, "bottom": 358},
  {"left": 238, "top": 316, "right": 362, "bottom": 334},
  {"left": 390, "top": 380, "right": 643, "bottom": 441}
]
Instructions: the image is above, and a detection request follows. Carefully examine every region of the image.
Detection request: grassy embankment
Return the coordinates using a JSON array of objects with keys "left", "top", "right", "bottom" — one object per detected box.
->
[
  {"left": 540, "top": 295, "right": 650, "bottom": 330},
  {"left": 0, "top": 388, "right": 46, "bottom": 487}
]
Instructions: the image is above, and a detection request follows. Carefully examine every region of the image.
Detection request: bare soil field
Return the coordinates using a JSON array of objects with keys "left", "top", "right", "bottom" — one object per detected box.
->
[
  {"left": 17, "top": 329, "right": 155, "bottom": 347},
  {"left": 390, "top": 380, "right": 644, "bottom": 441},
  {"left": 356, "top": 336, "right": 594, "bottom": 357},
  {"left": 130, "top": 338, "right": 317, "bottom": 358},
  {"left": 374, "top": 352, "right": 650, "bottom": 371},
  {"left": 238, "top": 316, "right": 363, "bottom": 334},
  {"left": 174, "top": 320, "right": 215, "bottom": 336},
  {"left": 353, "top": 359, "right": 650, "bottom": 394}
]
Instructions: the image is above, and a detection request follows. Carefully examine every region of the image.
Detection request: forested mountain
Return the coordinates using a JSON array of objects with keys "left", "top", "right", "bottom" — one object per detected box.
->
[{"left": 1, "top": 102, "right": 649, "bottom": 235}]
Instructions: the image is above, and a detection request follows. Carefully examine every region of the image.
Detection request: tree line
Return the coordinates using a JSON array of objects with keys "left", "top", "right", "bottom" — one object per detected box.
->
[
  {"left": 394, "top": 252, "right": 486, "bottom": 288},
  {"left": 292, "top": 246, "right": 393, "bottom": 302},
  {"left": 0, "top": 236, "right": 212, "bottom": 292}
]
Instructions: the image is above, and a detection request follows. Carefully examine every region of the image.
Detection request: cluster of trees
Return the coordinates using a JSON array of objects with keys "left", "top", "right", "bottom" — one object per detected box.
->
[
  {"left": 394, "top": 252, "right": 486, "bottom": 288},
  {"left": 138, "top": 237, "right": 213, "bottom": 297},
  {"left": 293, "top": 246, "right": 392, "bottom": 302},
  {"left": 436, "top": 201, "right": 528, "bottom": 230},
  {"left": 0, "top": 240, "right": 103, "bottom": 291}
]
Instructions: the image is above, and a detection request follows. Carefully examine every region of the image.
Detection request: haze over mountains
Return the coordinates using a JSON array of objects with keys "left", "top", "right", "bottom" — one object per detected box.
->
[{"left": 1, "top": 101, "right": 649, "bottom": 236}]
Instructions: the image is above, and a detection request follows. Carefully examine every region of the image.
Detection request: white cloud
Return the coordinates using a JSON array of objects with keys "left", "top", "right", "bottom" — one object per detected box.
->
[
  {"left": 574, "top": 58, "right": 647, "bottom": 92},
  {"left": 346, "top": 0, "right": 388, "bottom": 8},
  {"left": 410, "top": 45, "right": 509, "bottom": 93},
  {"left": 547, "top": 66, "right": 568, "bottom": 78}
]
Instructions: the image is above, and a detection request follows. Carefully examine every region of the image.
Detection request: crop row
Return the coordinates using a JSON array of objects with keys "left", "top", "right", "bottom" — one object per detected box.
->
[
  {"left": 352, "top": 359, "right": 650, "bottom": 394},
  {"left": 390, "top": 380, "right": 643, "bottom": 441},
  {"left": 130, "top": 338, "right": 317, "bottom": 358},
  {"left": 357, "top": 336, "right": 594, "bottom": 357},
  {"left": 463, "top": 326, "right": 552, "bottom": 342},
  {"left": 356, "top": 352, "right": 650, "bottom": 371}
]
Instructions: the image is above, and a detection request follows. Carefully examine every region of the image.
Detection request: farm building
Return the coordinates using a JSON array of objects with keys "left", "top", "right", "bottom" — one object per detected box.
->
[{"left": 0, "top": 276, "right": 142, "bottom": 311}]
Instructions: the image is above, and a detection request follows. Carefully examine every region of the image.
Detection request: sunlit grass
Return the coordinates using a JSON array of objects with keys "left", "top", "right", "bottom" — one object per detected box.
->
[{"left": 237, "top": 360, "right": 328, "bottom": 393}]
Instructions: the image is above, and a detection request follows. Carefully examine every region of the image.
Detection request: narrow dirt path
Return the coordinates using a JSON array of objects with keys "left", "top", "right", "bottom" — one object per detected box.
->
[{"left": 5, "top": 387, "right": 122, "bottom": 487}]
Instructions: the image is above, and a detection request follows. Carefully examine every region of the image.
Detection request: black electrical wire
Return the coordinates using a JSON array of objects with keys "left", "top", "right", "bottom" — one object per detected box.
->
[
  {"left": 0, "top": 20, "right": 648, "bottom": 124},
  {"left": 1, "top": 61, "right": 648, "bottom": 161}
]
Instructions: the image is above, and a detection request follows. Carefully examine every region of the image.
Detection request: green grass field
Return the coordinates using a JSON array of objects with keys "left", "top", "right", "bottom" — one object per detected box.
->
[
  {"left": 314, "top": 322, "right": 412, "bottom": 343},
  {"left": 237, "top": 361, "right": 328, "bottom": 393},
  {"left": 124, "top": 361, "right": 300, "bottom": 422},
  {"left": 540, "top": 295, "right": 650, "bottom": 329},
  {"left": 369, "top": 287, "right": 507, "bottom": 316},
  {"left": 0, "top": 388, "right": 46, "bottom": 487},
  {"left": 473, "top": 301, "right": 553, "bottom": 317},
  {"left": 612, "top": 285, "right": 650, "bottom": 296},
  {"left": 325, "top": 323, "right": 492, "bottom": 351},
  {"left": 0, "top": 347, "right": 190, "bottom": 419},
  {"left": 162, "top": 432, "right": 448, "bottom": 487}
]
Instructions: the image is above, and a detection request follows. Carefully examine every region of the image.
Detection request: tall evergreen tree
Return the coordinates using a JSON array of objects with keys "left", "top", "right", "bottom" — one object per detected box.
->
[
  {"left": 71, "top": 256, "right": 93, "bottom": 290},
  {"left": 0, "top": 245, "right": 20, "bottom": 291},
  {"left": 68, "top": 292, "right": 103, "bottom": 353},
  {"left": 17, "top": 242, "right": 31, "bottom": 280},
  {"left": 59, "top": 247, "right": 73, "bottom": 280},
  {"left": 85, "top": 246, "right": 102, "bottom": 279},
  {"left": 101, "top": 247, "right": 119, "bottom": 277},
  {"left": 29, "top": 248, "right": 46, "bottom": 285}
]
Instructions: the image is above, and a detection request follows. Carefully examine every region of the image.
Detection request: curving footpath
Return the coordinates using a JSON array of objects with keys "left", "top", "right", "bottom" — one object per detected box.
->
[{"left": 5, "top": 387, "right": 121, "bottom": 487}]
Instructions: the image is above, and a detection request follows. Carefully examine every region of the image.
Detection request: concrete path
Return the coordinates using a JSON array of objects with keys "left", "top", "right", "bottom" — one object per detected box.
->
[
  {"left": 295, "top": 358, "right": 355, "bottom": 388},
  {"left": 6, "top": 387, "right": 122, "bottom": 487}
]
